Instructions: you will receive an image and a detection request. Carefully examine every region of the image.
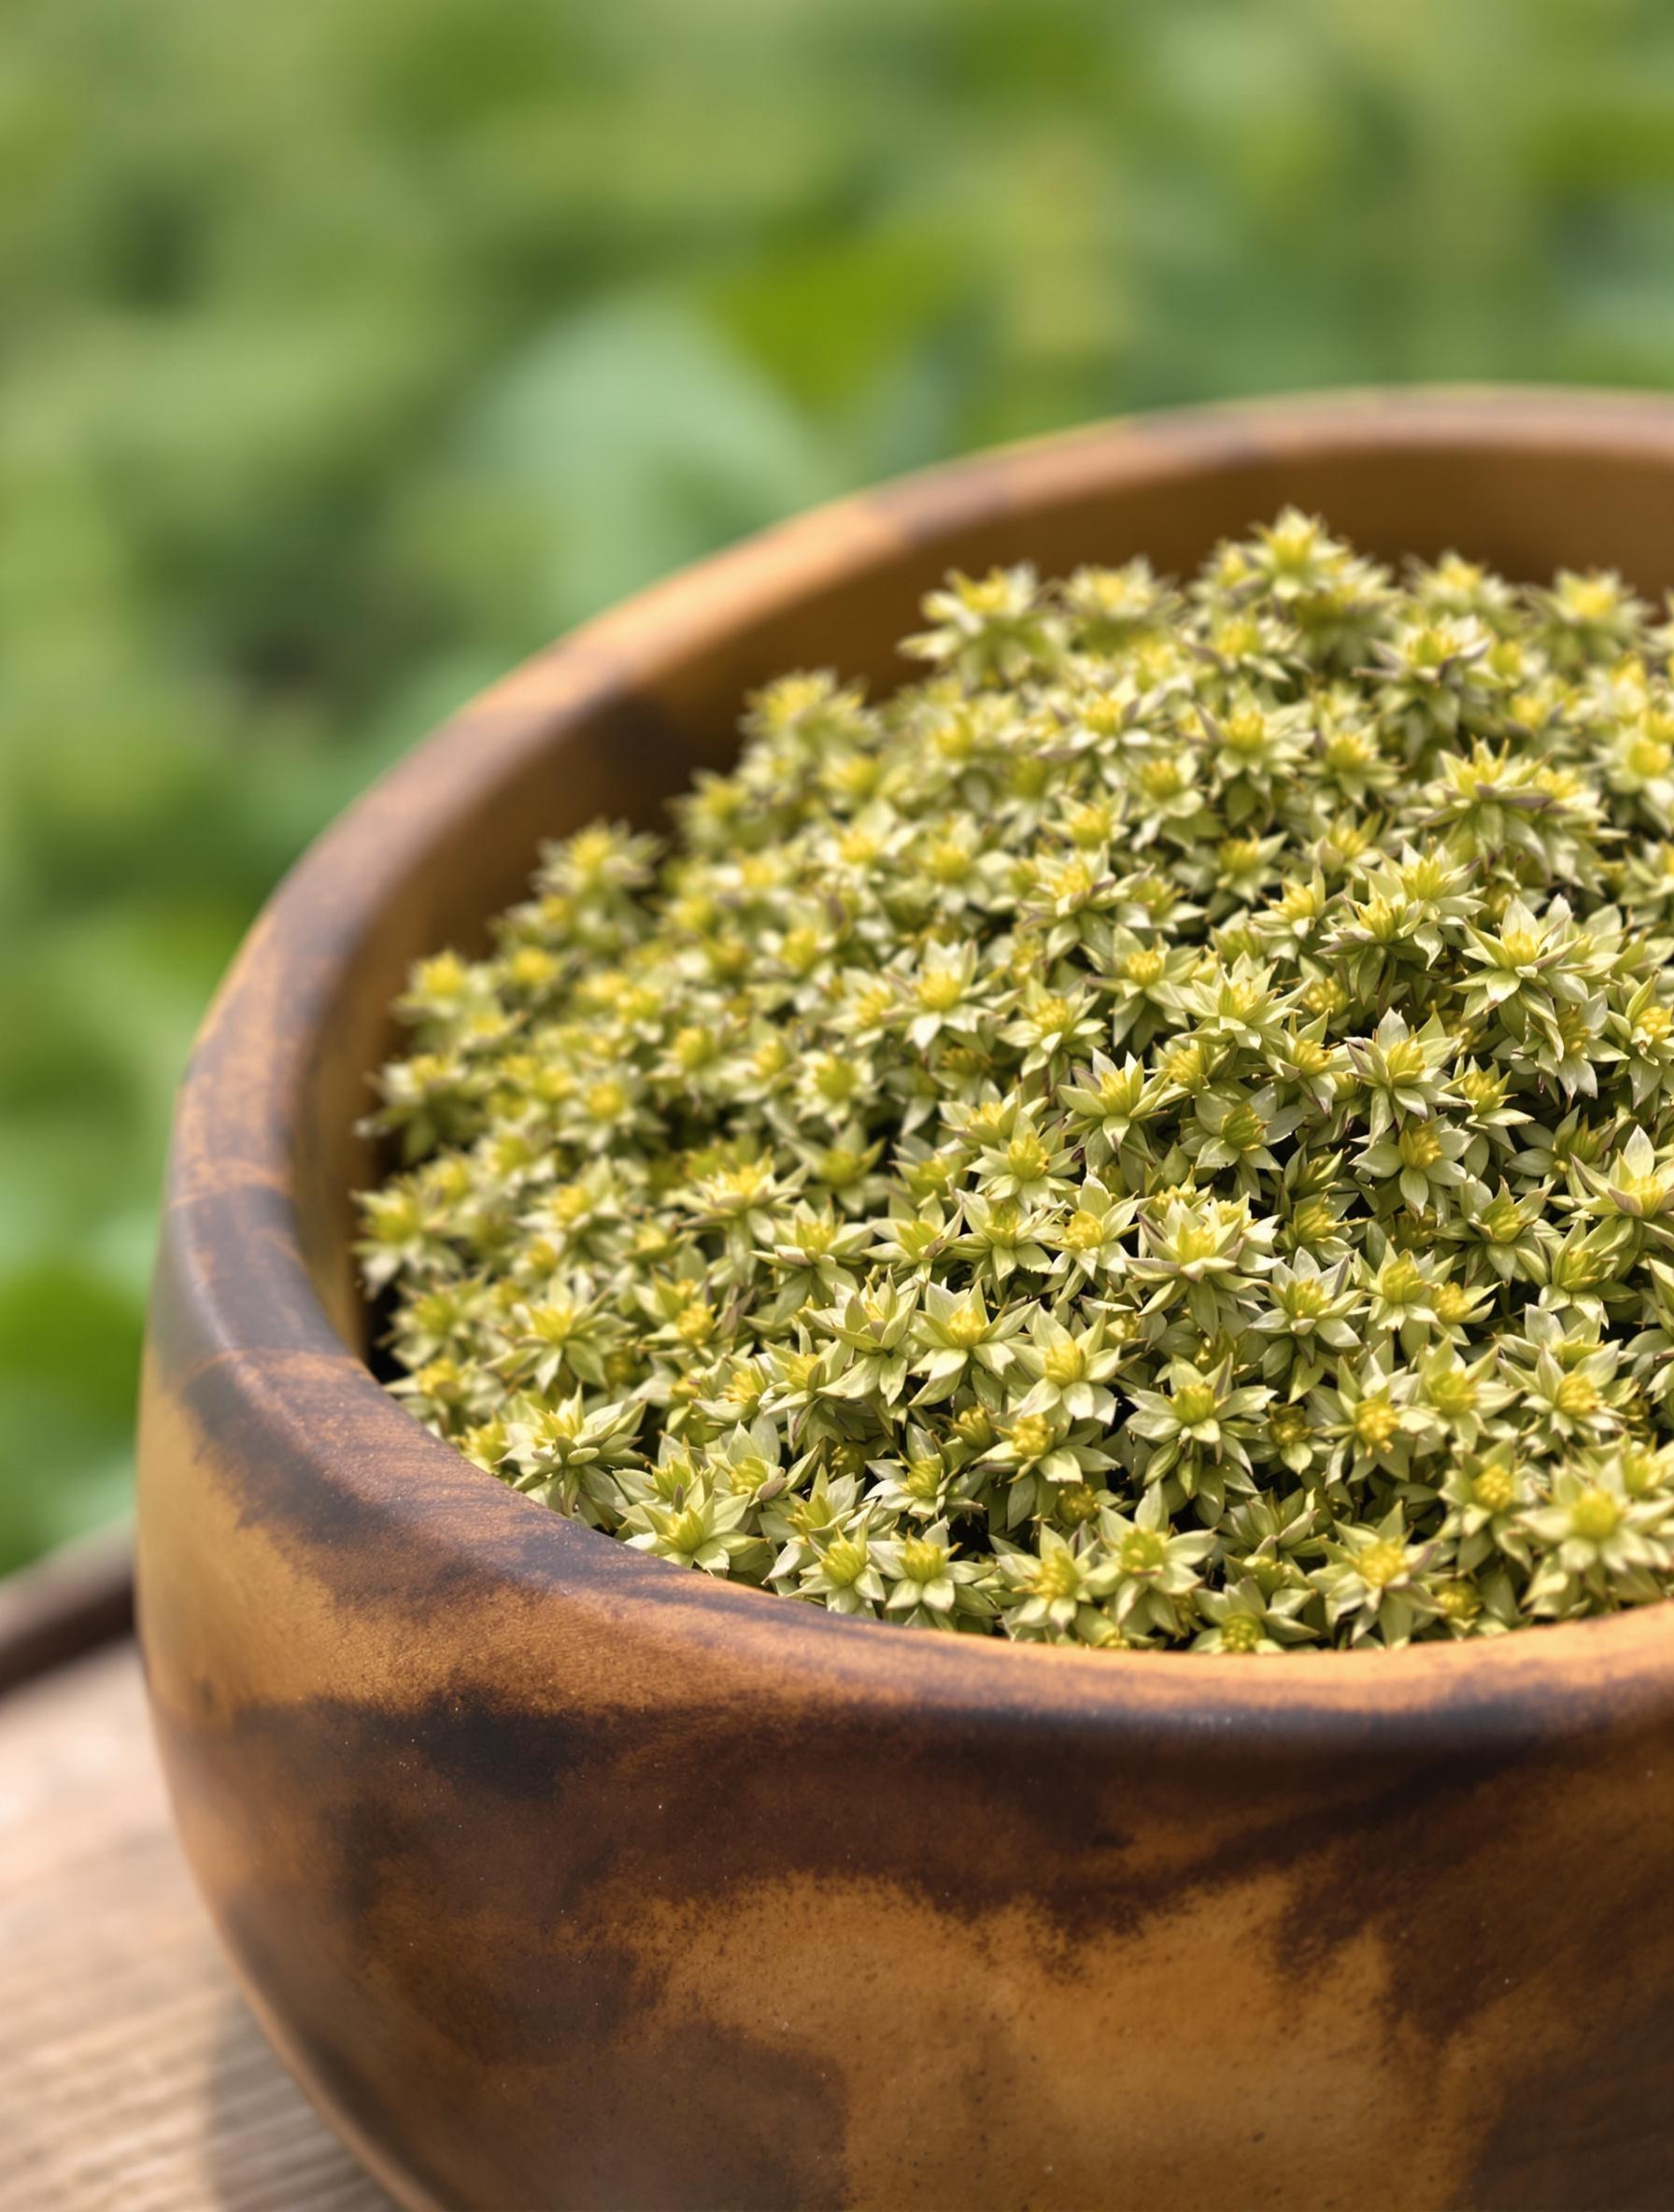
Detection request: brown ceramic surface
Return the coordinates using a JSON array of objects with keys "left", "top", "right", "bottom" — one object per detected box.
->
[{"left": 138, "top": 390, "right": 1674, "bottom": 2212}]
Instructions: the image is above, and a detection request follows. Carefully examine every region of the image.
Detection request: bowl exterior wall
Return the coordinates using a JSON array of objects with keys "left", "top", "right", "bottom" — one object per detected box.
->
[{"left": 139, "top": 391, "right": 1674, "bottom": 2211}]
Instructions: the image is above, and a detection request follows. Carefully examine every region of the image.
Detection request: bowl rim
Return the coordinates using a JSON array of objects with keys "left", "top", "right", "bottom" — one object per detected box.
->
[{"left": 158, "top": 383, "right": 1674, "bottom": 1734}]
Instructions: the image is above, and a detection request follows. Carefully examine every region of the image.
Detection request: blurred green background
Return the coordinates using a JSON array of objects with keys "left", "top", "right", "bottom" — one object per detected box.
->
[{"left": 7, "top": 0, "right": 1674, "bottom": 1569}]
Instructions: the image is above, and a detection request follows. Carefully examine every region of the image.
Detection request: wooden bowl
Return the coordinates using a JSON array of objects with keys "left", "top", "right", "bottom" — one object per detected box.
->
[{"left": 138, "top": 390, "right": 1674, "bottom": 2212}]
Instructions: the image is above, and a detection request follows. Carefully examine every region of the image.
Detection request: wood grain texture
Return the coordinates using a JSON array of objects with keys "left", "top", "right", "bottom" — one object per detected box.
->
[
  {"left": 137, "top": 391, "right": 1674, "bottom": 2210},
  {"left": 0, "top": 1645, "right": 394, "bottom": 2212}
]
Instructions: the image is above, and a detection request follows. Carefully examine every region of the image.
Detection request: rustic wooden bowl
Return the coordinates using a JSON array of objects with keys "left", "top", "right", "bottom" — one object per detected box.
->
[{"left": 138, "top": 390, "right": 1674, "bottom": 2212}]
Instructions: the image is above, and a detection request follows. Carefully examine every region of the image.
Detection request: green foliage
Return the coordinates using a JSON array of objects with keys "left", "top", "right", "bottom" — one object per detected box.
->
[
  {"left": 10, "top": 0, "right": 1674, "bottom": 1567},
  {"left": 364, "top": 529, "right": 1674, "bottom": 1647}
]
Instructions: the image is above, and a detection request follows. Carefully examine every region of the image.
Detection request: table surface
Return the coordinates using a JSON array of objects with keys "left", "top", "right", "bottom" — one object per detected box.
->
[{"left": 0, "top": 1639, "right": 397, "bottom": 2212}]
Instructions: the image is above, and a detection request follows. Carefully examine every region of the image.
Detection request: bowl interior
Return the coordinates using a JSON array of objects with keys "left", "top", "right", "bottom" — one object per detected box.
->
[{"left": 285, "top": 390, "right": 1674, "bottom": 1355}]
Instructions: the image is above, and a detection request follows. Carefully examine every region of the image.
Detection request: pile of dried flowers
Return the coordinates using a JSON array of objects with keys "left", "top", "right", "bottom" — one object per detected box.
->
[{"left": 359, "top": 514, "right": 1674, "bottom": 1650}]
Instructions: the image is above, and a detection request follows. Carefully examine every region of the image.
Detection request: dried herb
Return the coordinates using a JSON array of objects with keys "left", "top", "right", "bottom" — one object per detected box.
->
[{"left": 359, "top": 517, "right": 1674, "bottom": 1649}]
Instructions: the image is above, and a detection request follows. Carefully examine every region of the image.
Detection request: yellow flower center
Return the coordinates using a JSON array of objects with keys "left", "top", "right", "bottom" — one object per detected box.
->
[
  {"left": 1354, "top": 1398, "right": 1401, "bottom": 1450},
  {"left": 674, "top": 1302, "right": 716, "bottom": 1347},
  {"left": 1472, "top": 1466, "right": 1516, "bottom": 1513},
  {"left": 1120, "top": 1528, "right": 1169, "bottom": 1575},
  {"left": 916, "top": 970, "right": 965, "bottom": 1012},
  {"left": 1034, "top": 1550, "right": 1085, "bottom": 1599},
  {"left": 1290, "top": 1198, "right": 1335, "bottom": 1244},
  {"left": 1223, "top": 1103, "right": 1267, "bottom": 1152},
  {"left": 1569, "top": 1487, "right": 1621, "bottom": 1544},
  {"left": 1043, "top": 1342, "right": 1086, "bottom": 1386},
  {"left": 900, "top": 1538, "right": 946, "bottom": 1583},
  {"left": 1139, "top": 758, "right": 1185, "bottom": 800},
  {"left": 1397, "top": 1122, "right": 1442, "bottom": 1170},
  {"left": 1009, "top": 1415, "right": 1055, "bottom": 1460},
  {"left": 1006, "top": 1134, "right": 1050, "bottom": 1179},
  {"left": 823, "top": 1537, "right": 869, "bottom": 1586},
  {"left": 1554, "top": 1373, "right": 1600, "bottom": 1419},
  {"left": 906, "top": 1456, "right": 943, "bottom": 1501},
  {"left": 943, "top": 1307, "right": 989, "bottom": 1350},
  {"left": 1164, "top": 1042, "right": 1207, "bottom": 1089},
  {"left": 1359, "top": 1540, "right": 1408, "bottom": 1588}
]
